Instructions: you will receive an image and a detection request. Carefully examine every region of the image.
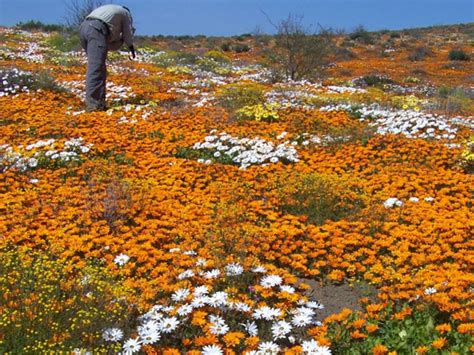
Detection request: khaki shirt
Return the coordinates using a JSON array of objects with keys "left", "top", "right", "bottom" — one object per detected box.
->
[{"left": 87, "top": 5, "right": 134, "bottom": 50}]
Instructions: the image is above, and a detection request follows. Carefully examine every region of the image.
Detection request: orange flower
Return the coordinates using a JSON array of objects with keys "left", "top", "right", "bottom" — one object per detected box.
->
[
  {"left": 194, "top": 335, "right": 218, "bottom": 347},
  {"left": 393, "top": 306, "right": 412, "bottom": 320},
  {"left": 182, "top": 338, "right": 192, "bottom": 347},
  {"left": 432, "top": 337, "right": 447, "bottom": 349},
  {"left": 223, "top": 332, "right": 245, "bottom": 348},
  {"left": 366, "top": 323, "right": 379, "bottom": 333},
  {"left": 435, "top": 323, "right": 451, "bottom": 334},
  {"left": 457, "top": 323, "right": 474, "bottom": 334},
  {"left": 191, "top": 311, "right": 208, "bottom": 327},
  {"left": 351, "top": 318, "right": 366, "bottom": 329},
  {"left": 163, "top": 349, "right": 180, "bottom": 355},
  {"left": 415, "top": 346, "right": 429, "bottom": 354},
  {"left": 350, "top": 330, "right": 367, "bottom": 339},
  {"left": 245, "top": 336, "right": 260, "bottom": 348},
  {"left": 372, "top": 344, "right": 389, "bottom": 355}
]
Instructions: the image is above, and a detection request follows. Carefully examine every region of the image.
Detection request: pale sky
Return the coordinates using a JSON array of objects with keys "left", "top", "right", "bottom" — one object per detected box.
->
[{"left": 1, "top": 0, "right": 473, "bottom": 36}]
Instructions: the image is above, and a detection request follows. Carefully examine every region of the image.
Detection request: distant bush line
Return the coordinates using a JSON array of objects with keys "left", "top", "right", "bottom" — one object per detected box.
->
[{"left": 16, "top": 20, "right": 66, "bottom": 33}]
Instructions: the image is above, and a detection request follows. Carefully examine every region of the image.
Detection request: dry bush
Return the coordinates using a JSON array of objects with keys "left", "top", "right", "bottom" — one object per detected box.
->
[
  {"left": 64, "top": 0, "right": 109, "bottom": 29},
  {"left": 270, "top": 14, "right": 334, "bottom": 80}
]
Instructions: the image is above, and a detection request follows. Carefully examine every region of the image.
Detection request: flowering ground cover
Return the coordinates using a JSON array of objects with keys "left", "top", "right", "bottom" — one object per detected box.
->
[{"left": 0, "top": 25, "right": 473, "bottom": 354}]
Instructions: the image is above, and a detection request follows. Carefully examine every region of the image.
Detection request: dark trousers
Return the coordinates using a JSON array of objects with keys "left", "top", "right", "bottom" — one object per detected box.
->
[{"left": 79, "top": 19, "right": 108, "bottom": 110}]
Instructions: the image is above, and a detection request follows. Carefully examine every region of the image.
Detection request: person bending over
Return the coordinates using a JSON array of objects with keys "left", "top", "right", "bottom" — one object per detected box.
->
[{"left": 79, "top": 4, "right": 136, "bottom": 111}]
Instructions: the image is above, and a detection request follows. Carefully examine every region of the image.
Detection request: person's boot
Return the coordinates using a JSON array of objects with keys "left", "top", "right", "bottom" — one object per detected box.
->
[{"left": 85, "top": 97, "right": 106, "bottom": 112}]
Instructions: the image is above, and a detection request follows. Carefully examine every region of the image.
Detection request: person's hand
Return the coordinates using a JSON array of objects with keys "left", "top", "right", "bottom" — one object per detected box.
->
[{"left": 129, "top": 45, "right": 136, "bottom": 60}]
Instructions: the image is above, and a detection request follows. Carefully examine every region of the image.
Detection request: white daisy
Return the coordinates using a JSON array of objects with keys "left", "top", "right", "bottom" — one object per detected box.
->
[
  {"left": 210, "top": 321, "right": 229, "bottom": 335},
  {"left": 271, "top": 320, "right": 292, "bottom": 340},
  {"left": 162, "top": 305, "right": 175, "bottom": 313},
  {"left": 202, "top": 344, "right": 223, "bottom": 355},
  {"left": 302, "top": 339, "right": 319, "bottom": 352},
  {"left": 260, "top": 274, "right": 283, "bottom": 288},
  {"left": 251, "top": 265, "right": 267, "bottom": 273},
  {"left": 178, "top": 269, "right": 195, "bottom": 280},
  {"left": 258, "top": 341, "right": 280, "bottom": 354},
  {"left": 225, "top": 263, "right": 244, "bottom": 276},
  {"left": 314, "top": 345, "right": 332, "bottom": 355},
  {"left": 253, "top": 306, "right": 282, "bottom": 320},
  {"left": 207, "top": 291, "right": 228, "bottom": 307},
  {"left": 242, "top": 320, "right": 258, "bottom": 336},
  {"left": 140, "top": 330, "right": 160, "bottom": 345},
  {"left": 202, "top": 269, "right": 221, "bottom": 279},
  {"left": 102, "top": 327, "right": 123, "bottom": 342},
  {"left": 193, "top": 285, "right": 210, "bottom": 297},
  {"left": 383, "top": 197, "right": 403, "bottom": 209},
  {"left": 172, "top": 288, "right": 190, "bottom": 302},
  {"left": 138, "top": 320, "right": 159, "bottom": 337},
  {"left": 158, "top": 316, "right": 179, "bottom": 333},
  {"left": 424, "top": 287, "right": 437, "bottom": 295},
  {"left": 280, "top": 285, "right": 296, "bottom": 293},
  {"left": 122, "top": 338, "right": 141, "bottom": 354},
  {"left": 177, "top": 304, "right": 193, "bottom": 316},
  {"left": 291, "top": 313, "right": 312, "bottom": 327},
  {"left": 294, "top": 306, "right": 316, "bottom": 317},
  {"left": 234, "top": 302, "right": 251, "bottom": 312},
  {"left": 191, "top": 296, "right": 208, "bottom": 308},
  {"left": 196, "top": 258, "right": 207, "bottom": 266},
  {"left": 306, "top": 301, "right": 324, "bottom": 309},
  {"left": 113, "top": 253, "right": 130, "bottom": 266}
]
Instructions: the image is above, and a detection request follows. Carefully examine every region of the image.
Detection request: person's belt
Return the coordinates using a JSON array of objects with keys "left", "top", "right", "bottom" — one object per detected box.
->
[{"left": 85, "top": 17, "right": 110, "bottom": 35}]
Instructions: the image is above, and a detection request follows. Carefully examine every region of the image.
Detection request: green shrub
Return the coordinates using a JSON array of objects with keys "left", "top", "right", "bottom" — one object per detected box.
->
[
  {"left": 235, "top": 102, "right": 281, "bottom": 122},
  {"left": 46, "top": 32, "right": 81, "bottom": 52},
  {"left": 216, "top": 82, "right": 266, "bottom": 112},
  {"left": 16, "top": 20, "right": 64, "bottom": 32},
  {"left": 45, "top": 51, "right": 83, "bottom": 67},
  {"left": 236, "top": 33, "right": 252, "bottom": 41},
  {"left": 220, "top": 42, "right": 232, "bottom": 52},
  {"left": 408, "top": 46, "right": 433, "bottom": 61},
  {"left": 349, "top": 26, "right": 374, "bottom": 44},
  {"left": 459, "top": 136, "right": 474, "bottom": 174},
  {"left": 34, "top": 70, "right": 67, "bottom": 92},
  {"left": 0, "top": 246, "right": 135, "bottom": 353},
  {"left": 196, "top": 57, "right": 231, "bottom": 74},
  {"left": 203, "top": 50, "right": 230, "bottom": 63},
  {"left": 448, "top": 49, "right": 470, "bottom": 61},
  {"left": 219, "top": 42, "right": 250, "bottom": 53},
  {"left": 277, "top": 172, "right": 366, "bottom": 225},
  {"left": 0, "top": 68, "right": 66, "bottom": 95},
  {"left": 353, "top": 75, "right": 395, "bottom": 88},
  {"left": 335, "top": 47, "right": 357, "bottom": 61},
  {"left": 152, "top": 50, "right": 198, "bottom": 67},
  {"left": 233, "top": 43, "right": 250, "bottom": 53},
  {"left": 436, "top": 86, "right": 472, "bottom": 113}
]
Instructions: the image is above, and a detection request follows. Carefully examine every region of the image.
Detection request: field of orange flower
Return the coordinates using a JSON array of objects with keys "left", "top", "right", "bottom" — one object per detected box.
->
[{"left": 1, "top": 24, "right": 473, "bottom": 354}]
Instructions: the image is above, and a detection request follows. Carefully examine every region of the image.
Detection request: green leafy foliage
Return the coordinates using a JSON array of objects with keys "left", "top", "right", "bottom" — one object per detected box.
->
[{"left": 327, "top": 302, "right": 473, "bottom": 354}]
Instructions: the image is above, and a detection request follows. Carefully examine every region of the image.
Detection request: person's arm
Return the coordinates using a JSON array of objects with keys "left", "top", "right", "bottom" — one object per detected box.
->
[
  {"left": 122, "top": 12, "right": 135, "bottom": 58},
  {"left": 108, "top": 40, "right": 124, "bottom": 51},
  {"left": 128, "top": 45, "right": 136, "bottom": 59}
]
